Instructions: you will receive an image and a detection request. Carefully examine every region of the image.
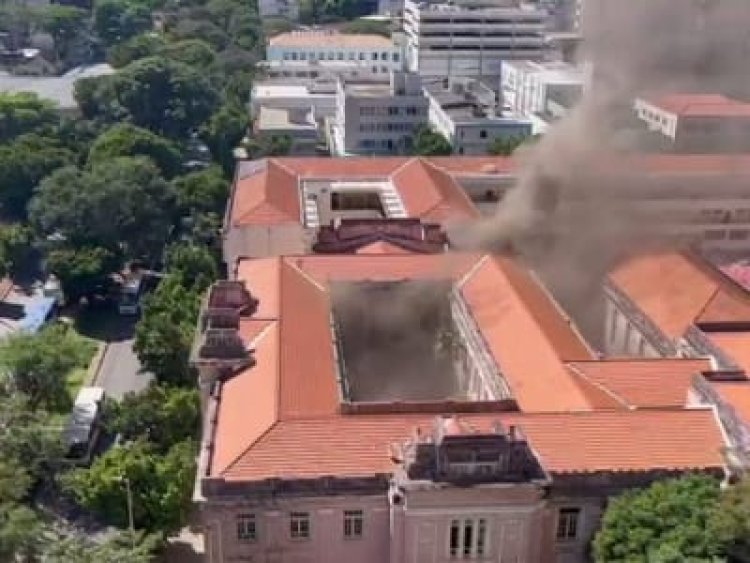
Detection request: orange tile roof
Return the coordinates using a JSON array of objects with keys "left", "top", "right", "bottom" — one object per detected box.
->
[
  {"left": 707, "top": 332, "right": 750, "bottom": 374},
  {"left": 646, "top": 94, "right": 750, "bottom": 118},
  {"left": 461, "top": 257, "right": 594, "bottom": 412},
  {"left": 712, "top": 382, "right": 750, "bottom": 422},
  {"left": 568, "top": 359, "right": 712, "bottom": 409},
  {"left": 219, "top": 409, "right": 726, "bottom": 480},
  {"left": 609, "top": 251, "right": 750, "bottom": 339},
  {"left": 230, "top": 161, "right": 300, "bottom": 227},
  {"left": 210, "top": 253, "right": 728, "bottom": 481}
]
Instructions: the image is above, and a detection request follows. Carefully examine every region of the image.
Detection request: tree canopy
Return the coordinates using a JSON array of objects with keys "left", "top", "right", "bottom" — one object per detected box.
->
[
  {"left": 62, "top": 439, "right": 196, "bottom": 534},
  {"left": 43, "top": 530, "right": 162, "bottom": 563},
  {"left": 487, "top": 134, "right": 531, "bottom": 156},
  {"left": 0, "top": 93, "right": 58, "bottom": 143},
  {"left": 172, "top": 166, "right": 229, "bottom": 216},
  {"left": 593, "top": 475, "right": 727, "bottom": 562},
  {"left": 412, "top": 126, "right": 452, "bottom": 156},
  {"left": 0, "top": 324, "right": 96, "bottom": 412},
  {"left": 88, "top": 123, "right": 183, "bottom": 178},
  {"left": 134, "top": 275, "right": 201, "bottom": 386},
  {"left": 93, "top": 0, "right": 152, "bottom": 46},
  {"left": 110, "top": 385, "right": 200, "bottom": 452},
  {"left": 30, "top": 157, "right": 176, "bottom": 265}
]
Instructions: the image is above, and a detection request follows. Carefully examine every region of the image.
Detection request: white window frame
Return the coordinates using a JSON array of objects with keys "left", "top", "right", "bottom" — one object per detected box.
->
[
  {"left": 290, "top": 511, "right": 311, "bottom": 540},
  {"left": 236, "top": 513, "right": 257, "bottom": 543},
  {"left": 343, "top": 509, "right": 364, "bottom": 539}
]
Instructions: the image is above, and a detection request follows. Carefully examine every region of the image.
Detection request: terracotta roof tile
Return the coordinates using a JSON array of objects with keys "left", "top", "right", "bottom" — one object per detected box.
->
[
  {"left": 712, "top": 382, "right": 750, "bottom": 422},
  {"left": 391, "top": 159, "right": 479, "bottom": 221},
  {"left": 278, "top": 157, "right": 408, "bottom": 177},
  {"left": 212, "top": 323, "right": 279, "bottom": 476},
  {"left": 230, "top": 161, "right": 300, "bottom": 227},
  {"left": 356, "top": 241, "right": 412, "bottom": 254},
  {"left": 610, "top": 252, "right": 724, "bottom": 339},
  {"left": 707, "top": 332, "right": 750, "bottom": 375},
  {"left": 277, "top": 259, "right": 339, "bottom": 418},
  {"left": 568, "top": 359, "right": 711, "bottom": 409},
  {"left": 646, "top": 94, "right": 750, "bottom": 118},
  {"left": 268, "top": 31, "right": 394, "bottom": 50},
  {"left": 220, "top": 409, "right": 726, "bottom": 481},
  {"left": 610, "top": 251, "right": 750, "bottom": 339},
  {"left": 460, "top": 256, "right": 594, "bottom": 412}
]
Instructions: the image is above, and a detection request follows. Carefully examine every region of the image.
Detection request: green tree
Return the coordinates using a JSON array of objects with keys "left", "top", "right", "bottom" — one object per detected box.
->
[
  {"left": 107, "top": 32, "right": 166, "bottom": 68},
  {"left": 201, "top": 103, "right": 247, "bottom": 174},
  {"left": 487, "top": 135, "right": 529, "bottom": 156},
  {"left": 93, "top": 0, "right": 152, "bottom": 46},
  {"left": 0, "top": 134, "right": 75, "bottom": 218},
  {"left": 712, "top": 477, "right": 750, "bottom": 560},
  {"left": 593, "top": 475, "right": 726, "bottom": 562},
  {"left": 34, "top": 4, "right": 89, "bottom": 64},
  {"left": 0, "top": 502, "right": 42, "bottom": 561},
  {"left": 0, "top": 396, "right": 66, "bottom": 479},
  {"left": 110, "top": 385, "right": 200, "bottom": 452},
  {"left": 88, "top": 123, "right": 183, "bottom": 178},
  {"left": 412, "top": 125, "right": 452, "bottom": 156},
  {"left": 112, "top": 56, "right": 220, "bottom": 137},
  {"left": 134, "top": 275, "right": 199, "bottom": 386},
  {"left": 172, "top": 166, "right": 228, "bottom": 215},
  {"left": 45, "top": 245, "right": 121, "bottom": 300},
  {"left": 62, "top": 439, "right": 197, "bottom": 534},
  {"left": 0, "top": 324, "right": 96, "bottom": 412},
  {"left": 340, "top": 17, "right": 391, "bottom": 36},
  {"left": 0, "top": 224, "right": 32, "bottom": 279},
  {"left": 164, "top": 243, "right": 219, "bottom": 292},
  {"left": 163, "top": 38, "right": 217, "bottom": 68},
  {"left": 43, "top": 530, "right": 162, "bottom": 562},
  {"left": 30, "top": 158, "right": 175, "bottom": 264},
  {"left": 0, "top": 92, "right": 57, "bottom": 142}
]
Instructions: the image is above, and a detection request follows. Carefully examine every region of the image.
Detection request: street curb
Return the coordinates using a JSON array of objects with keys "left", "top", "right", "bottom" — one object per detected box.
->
[{"left": 85, "top": 342, "right": 108, "bottom": 386}]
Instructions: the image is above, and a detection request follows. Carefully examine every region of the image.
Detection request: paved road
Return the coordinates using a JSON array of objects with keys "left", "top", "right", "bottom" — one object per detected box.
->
[{"left": 92, "top": 314, "right": 153, "bottom": 399}]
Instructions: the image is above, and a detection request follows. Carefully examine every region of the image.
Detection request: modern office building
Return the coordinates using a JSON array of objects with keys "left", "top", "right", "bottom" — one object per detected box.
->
[
  {"left": 403, "top": 0, "right": 550, "bottom": 78},
  {"left": 329, "top": 72, "right": 429, "bottom": 156},
  {"left": 424, "top": 77, "right": 532, "bottom": 155}
]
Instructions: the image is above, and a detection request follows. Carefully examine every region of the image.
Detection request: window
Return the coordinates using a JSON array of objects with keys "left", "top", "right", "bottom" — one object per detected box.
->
[
  {"left": 348, "top": 52, "right": 355, "bottom": 60},
  {"left": 290, "top": 512, "right": 310, "bottom": 539},
  {"left": 449, "top": 518, "right": 487, "bottom": 558},
  {"left": 393, "top": 52, "right": 400, "bottom": 61},
  {"left": 337, "top": 52, "right": 344, "bottom": 60},
  {"left": 381, "top": 52, "right": 388, "bottom": 60},
  {"left": 343, "top": 510, "right": 364, "bottom": 539},
  {"left": 480, "top": 129, "right": 487, "bottom": 139},
  {"left": 556, "top": 508, "right": 580, "bottom": 541},
  {"left": 236, "top": 514, "right": 257, "bottom": 542},
  {"left": 372, "top": 52, "right": 378, "bottom": 60},
  {"left": 327, "top": 52, "right": 335, "bottom": 60},
  {"left": 359, "top": 52, "right": 366, "bottom": 60}
]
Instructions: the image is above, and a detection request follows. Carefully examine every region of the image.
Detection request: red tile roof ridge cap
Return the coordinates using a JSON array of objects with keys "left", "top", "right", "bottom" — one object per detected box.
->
[
  {"left": 388, "top": 156, "right": 421, "bottom": 178},
  {"left": 455, "top": 254, "right": 492, "bottom": 289},
  {"left": 419, "top": 158, "right": 481, "bottom": 219},
  {"left": 282, "top": 256, "right": 327, "bottom": 292},
  {"left": 498, "top": 256, "right": 596, "bottom": 360},
  {"left": 218, "top": 420, "right": 281, "bottom": 478},
  {"left": 568, "top": 357, "right": 711, "bottom": 365},
  {"left": 231, "top": 165, "right": 299, "bottom": 226},
  {"left": 267, "top": 157, "right": 301, "bottom": 177},
  {"left": 565, "top": 363, "right": 631, "bottom": 409}
]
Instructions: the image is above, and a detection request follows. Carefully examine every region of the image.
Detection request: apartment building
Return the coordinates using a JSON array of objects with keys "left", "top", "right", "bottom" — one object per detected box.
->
[
  {"left": 258, "top": 0, "right": 298, "bottom": 20},
  {"left": 425, "top": 77, "right": 532, "bottom": 155},
  {"left": 634, "top": 94, "right": 750, "bottom": 153},
  {"left": 403, "top": 0, "right": 550, "bottom": 78},
  {"left": 251, "top": 80, "right": 338, "bottom": 122},
  {"left": 262, "top": 31, "right": 403, "bottom": 79},
  {"left": 329, "top": 72, "right": 429, "bottom": 156}
]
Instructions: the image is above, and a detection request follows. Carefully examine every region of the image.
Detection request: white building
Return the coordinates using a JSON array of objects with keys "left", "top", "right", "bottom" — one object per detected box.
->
[
  {"left": 424, "top": 78, "right": 532, "bottom": 155},
  {"left": 251, "top": 80, "right": 338, "bottom": 121},
  {"left": 263, "top": 31, "right": 402, "bottom": 79},
  {"left": 633, "top": 94, "right": 750, "bottom": 153},
  {"left": 403, "top": 0, "right": 550, "bottom": 79},
  {"left": 258, "top": 0, "right": 298, "bottom": 20},
  {"left": 255, "top": 107, "right": 320, "bottom": 155},
  {"left": 329, "top": 72, "right": 429, "bottom": 156},
  {"left": 501, "top": 60, "right": 583, "bottom": 133}
]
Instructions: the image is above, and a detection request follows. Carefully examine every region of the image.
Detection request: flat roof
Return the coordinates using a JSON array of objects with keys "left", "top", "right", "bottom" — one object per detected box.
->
[{"left": 269, "top": 31, "right": 394, "bottom": 50}]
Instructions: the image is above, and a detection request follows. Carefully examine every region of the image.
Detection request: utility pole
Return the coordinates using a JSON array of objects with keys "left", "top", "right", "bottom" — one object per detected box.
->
[{"left": 122, "top": 476, "right": 136, "bottom": 550}]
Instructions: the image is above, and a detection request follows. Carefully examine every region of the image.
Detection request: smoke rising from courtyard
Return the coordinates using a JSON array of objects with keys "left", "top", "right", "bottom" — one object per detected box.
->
[{"left": 465, "top": 0, "right": 750, "bottom": 344}]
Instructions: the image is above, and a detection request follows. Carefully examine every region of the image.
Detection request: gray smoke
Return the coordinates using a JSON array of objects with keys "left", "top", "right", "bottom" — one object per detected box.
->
[{"left": 465, "top": 0, "right": 750, "bottom": 347}]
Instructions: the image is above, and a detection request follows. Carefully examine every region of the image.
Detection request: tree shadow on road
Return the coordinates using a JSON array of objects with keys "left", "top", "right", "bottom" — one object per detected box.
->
[{"left": 75, "top": 308, "right": 136, "bottom": 343}]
